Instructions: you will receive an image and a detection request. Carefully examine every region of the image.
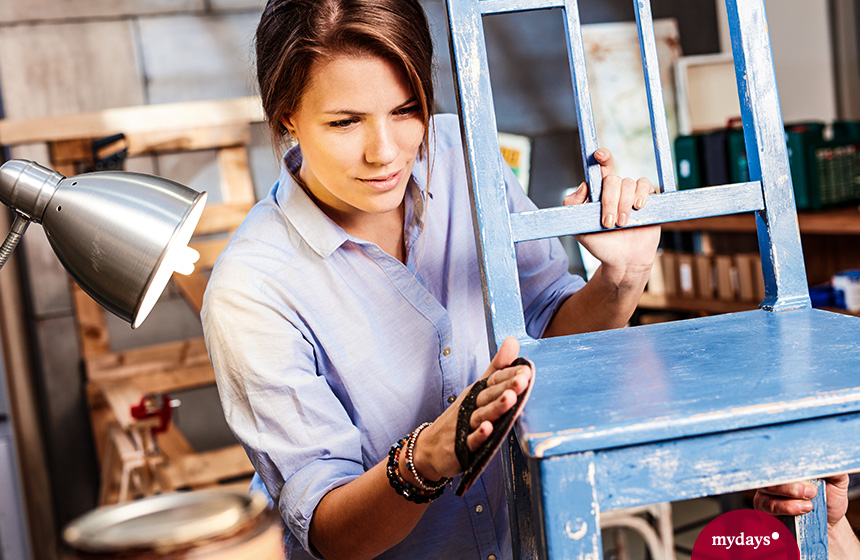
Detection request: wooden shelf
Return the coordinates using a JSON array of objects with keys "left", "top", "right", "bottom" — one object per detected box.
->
[
  {"left": 638, "top": 293, "right": 757, "bottom": 314},
  {"left": 660, "top": 205, "right": 860, "bottom": 235}
]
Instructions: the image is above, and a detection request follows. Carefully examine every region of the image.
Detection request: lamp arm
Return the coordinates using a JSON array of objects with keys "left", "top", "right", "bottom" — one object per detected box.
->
[{"left": 0, "top": 213, "right": 31, "bottom": 270}]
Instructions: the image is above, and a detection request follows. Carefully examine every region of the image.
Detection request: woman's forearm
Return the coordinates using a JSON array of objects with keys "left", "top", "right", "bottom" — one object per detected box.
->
[
  {"left": 309, "top": 457, "right": 429, "bottom": 560},
  {"left": 542, "top": 263, "right": 650, "bottom": 338},
  {"left": 829, "top": 517, "right": 860, "bottom": 560}
]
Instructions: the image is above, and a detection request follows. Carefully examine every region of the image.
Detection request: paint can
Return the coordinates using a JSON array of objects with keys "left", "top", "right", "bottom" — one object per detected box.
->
[{"left": 62, "top": 490, "right": 284, "bottom": 559}]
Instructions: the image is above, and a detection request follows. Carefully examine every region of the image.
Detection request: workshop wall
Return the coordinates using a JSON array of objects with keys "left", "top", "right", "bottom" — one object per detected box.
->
[{"left": 0, "top": 0, "right": 719, "bottom": 554}]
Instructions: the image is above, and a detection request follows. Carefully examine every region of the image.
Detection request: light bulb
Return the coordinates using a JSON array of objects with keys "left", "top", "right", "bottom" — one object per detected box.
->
[{"left": 171, "top": 246, "right": 200, "bottom": 276}]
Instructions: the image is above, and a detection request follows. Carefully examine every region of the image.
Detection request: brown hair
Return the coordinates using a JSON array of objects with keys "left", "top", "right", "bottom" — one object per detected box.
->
[{"left": 255, "top": 0, "right": 435, "bottom": 155}]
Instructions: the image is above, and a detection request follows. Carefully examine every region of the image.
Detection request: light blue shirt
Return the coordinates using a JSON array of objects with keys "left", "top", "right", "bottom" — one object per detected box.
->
[{"left": 202, "top": 114, "right": 584, "bottom": 559}]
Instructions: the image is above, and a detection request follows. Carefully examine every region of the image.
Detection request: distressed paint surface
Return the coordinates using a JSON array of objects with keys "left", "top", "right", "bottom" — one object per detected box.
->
[
  {"left": 539, "top": 454, "right": 603, "bottom": 559},
  {"left": 558, "top": 413, "right": 860, "bottom": 510},
  {"left": 518, "top": 307, "right": 860, "bottom": 457},
  {"left": 510, "top": 181, "right": 763, "bottom": 242}
]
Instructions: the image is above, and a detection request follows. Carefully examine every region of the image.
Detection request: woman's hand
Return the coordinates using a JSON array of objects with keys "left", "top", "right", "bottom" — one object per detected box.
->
[
  {"left": 410, "top": 337, "right": 531, "bottom": 481},
  {"left": 563, "top": 148, "right": 661, "bottom": 287},
  {"left": 754, "top": 475, "right": 850, "bottom": 528}
]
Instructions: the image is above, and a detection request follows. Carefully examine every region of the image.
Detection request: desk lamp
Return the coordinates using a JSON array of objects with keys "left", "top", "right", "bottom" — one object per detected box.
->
[{"left": 0, "top": 159, "right": 207, "bottom": 328}]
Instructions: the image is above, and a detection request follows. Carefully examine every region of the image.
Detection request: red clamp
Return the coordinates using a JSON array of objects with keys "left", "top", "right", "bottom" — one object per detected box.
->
[{"left": 130, "top": 394, "right": 174, "bottom": 434}]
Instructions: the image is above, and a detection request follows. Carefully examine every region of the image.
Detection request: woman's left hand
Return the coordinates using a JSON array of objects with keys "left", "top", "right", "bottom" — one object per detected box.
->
[{"left": 563, "top": 148, "right": 661, "bottom": 285}]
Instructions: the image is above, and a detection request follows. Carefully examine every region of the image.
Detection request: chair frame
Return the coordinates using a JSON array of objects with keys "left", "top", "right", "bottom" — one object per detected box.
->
[{"left": 445, "top": 1, "right": 860, "bottom": 558}]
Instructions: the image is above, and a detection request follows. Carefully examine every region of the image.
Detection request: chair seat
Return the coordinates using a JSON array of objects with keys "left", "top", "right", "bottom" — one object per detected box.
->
[{"left": 517, "top": 307, "right": 860, "bottom": 458}]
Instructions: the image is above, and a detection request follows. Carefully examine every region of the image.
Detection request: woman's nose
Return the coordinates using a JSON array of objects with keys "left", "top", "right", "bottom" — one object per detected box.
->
[{"left": 364, "top": 125, "right": 398, "bottom": 165}]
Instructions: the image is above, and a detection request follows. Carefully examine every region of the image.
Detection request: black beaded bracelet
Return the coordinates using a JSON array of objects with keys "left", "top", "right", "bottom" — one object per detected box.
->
[
  {"left": 386, "top": 435, "right": 446, "bottom": 504},
  {"left": 405, "top": 422, "right": 450, "bottom": 492}
]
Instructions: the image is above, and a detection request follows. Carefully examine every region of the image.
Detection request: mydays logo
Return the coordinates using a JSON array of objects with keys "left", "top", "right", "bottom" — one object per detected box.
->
[
  {"left": 711, "top": 531, "right": 777, "bottom": 550},
  {"left": 692, "top": 509, "right": 799, "bottom": 559}
]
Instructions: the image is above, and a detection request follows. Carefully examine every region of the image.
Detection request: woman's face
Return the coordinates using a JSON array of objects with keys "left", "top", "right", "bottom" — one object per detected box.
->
[{"left": 284, "top": 54, "right": 425, "bottom": 226}]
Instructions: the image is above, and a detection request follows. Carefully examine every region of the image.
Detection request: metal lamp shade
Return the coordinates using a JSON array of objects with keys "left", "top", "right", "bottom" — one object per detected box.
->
[{"left": 42, "top": 171, "right": 207, "bottom": 328}]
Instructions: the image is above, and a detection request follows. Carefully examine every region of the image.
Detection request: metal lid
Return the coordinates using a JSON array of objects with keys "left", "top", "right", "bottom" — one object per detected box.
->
[{"left": 63, "top": 490, "right": 267, "bottom": 553}]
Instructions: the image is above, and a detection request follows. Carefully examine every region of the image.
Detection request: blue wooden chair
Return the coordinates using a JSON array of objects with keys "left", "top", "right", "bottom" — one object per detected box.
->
[{"left": 445, "top": 0, "right": 860, "bottom": 558}]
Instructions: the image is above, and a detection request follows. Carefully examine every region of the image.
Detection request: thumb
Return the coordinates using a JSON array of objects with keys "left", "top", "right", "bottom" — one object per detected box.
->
[
  {"left": 490, "top": 337, "right": 520, "bottom": 372},
  {"left": 563, "top": 182, "right": 588, "bottom": 206}
]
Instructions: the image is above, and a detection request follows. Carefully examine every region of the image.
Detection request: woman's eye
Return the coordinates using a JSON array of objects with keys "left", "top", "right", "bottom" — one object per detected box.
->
[
  {"left": 329, "top": 118, "right": 358, "bottom": 128},
  {"left": 395, "top": 105, "right": 420, "bottom": 117}
]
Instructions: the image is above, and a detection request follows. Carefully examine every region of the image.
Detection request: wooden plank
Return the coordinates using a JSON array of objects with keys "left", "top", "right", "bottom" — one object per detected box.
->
[
  {"left": 86, "top": 363, "right": 214, "bottom": 396},
  {"left": 71, "top": 283, "right": 110, "bottom": 359},
  {"left": 0, "top": 96, "right": 264, "bottom": 147},
  {"left": 195, "top": 202, "right": 255, "bottom": 236},
  {"left": 166, "top": 444, "right": 254, "bottom": 488},
  {"left": 191, "top": 238, "right": 231, "bottom": 269},
  {"left": 218, "top": 145, "right": 257, "bottom": 204},
  {"left": 156, "top": 424, "right": 195, "bottom": 461},
  {"left": 173, "top": 272, "right": 209, "bottom": 314},
  {"left": 126, "top": 124, "right": 251, "bottom": 156},
  {"left": 85, "top": 337, "right": 210, "bottom": 379}
]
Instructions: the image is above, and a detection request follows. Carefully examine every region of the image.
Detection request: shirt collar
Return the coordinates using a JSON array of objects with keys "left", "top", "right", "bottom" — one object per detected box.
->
[
  {"left": 275, "top": 145, "right": 426, "bottom": 259},
  {"left": 275, "top": 146, "right": 349, "bottom": 259}
]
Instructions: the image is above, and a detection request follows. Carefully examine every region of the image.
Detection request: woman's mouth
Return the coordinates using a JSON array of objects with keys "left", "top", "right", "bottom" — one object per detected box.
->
[{"left": 359, "top": 169, "right": 403, "bottom": 191}]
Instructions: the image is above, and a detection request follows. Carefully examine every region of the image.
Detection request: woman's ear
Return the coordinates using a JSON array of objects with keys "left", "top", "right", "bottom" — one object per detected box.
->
[{"left": 281, "top": 115, "right": 297, "bottom": 139}]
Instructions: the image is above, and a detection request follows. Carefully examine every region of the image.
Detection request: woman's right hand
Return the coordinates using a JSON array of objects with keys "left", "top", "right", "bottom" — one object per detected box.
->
[{"left": 408, "top": 336, "right": 532, "bottom": 481}]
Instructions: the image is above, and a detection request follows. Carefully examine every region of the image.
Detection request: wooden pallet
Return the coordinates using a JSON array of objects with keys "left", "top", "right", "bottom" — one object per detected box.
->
[{"left": 0, "top": 97, "right": 265, "bottom": 503}]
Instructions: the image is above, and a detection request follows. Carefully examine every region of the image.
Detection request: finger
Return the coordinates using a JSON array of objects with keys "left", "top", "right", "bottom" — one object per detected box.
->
[
  {"left": 825, "top": 474, "right": 851, "bottom": 490},
  {"left": 633, "top": 177, "right": 654, "bottom": 210},
  {"left": 758, "top": 481, "right": 817, "bottom": 500},
  {"left": 616, "top": 177, "right": 636, "bottom": 227},
  {"left": 562, "top": 182, "right": 588, "bottom": 206},
  {"left": 466, "top": 420, "right": 493, "bottom": 452},
  {"left": 489, "top": 336, "right": 520, "bottom": 373},
  {"left": 600, "top": 175, "right": 621, "bottom": 229},
  {"left": 754, "top": 491, "right": 813, "bottom": 516},
  {"left": 477, "top": 365, "right": 532, "bottom": 407},
  {"left": 471, "top": 388, "right": 518, "bottom": 429},
  {"left": 595, "top": 148, "right": 615, "bottom": 179}
]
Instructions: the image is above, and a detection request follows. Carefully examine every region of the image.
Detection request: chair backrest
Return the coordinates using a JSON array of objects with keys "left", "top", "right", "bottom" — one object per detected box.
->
[{"left": 445, "top": 0, "right": 811, "bottom": 353}]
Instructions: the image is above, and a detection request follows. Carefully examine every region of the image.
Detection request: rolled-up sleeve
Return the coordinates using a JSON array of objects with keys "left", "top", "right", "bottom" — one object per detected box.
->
[{"left": 202, "top": 267, "right": 363, "bottom": 555}]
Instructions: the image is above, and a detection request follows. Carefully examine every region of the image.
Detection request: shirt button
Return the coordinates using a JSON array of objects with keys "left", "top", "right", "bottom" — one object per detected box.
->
[
  {"left": 475, "top": 504, "right": 484, "bottom": 513},
  {"left": 442, "top": 347, "right": 451, "bottom": 356},
  {"left": 447, "top": 395, "right": 456, "bottom": 404},
  {"left": 488, "top": 555, "right": 497, "bottom": 560}
]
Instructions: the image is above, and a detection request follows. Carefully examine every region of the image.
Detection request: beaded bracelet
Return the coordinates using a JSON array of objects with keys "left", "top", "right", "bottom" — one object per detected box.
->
[
  {"left": 405, "top": 422, "right": 450, "bottom": 492},
  {"left": 386, "top": 432, "right": 447, "bottom": 503}
]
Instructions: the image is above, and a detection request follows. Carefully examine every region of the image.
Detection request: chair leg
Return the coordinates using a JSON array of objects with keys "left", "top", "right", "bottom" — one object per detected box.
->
[{"left": 538, "top": 454, "right": 603, "bottom": 559}]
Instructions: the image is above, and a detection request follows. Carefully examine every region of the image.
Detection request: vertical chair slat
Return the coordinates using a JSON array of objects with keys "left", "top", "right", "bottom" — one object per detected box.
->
[
  {"left": 725, "top": 0, "right": 810, "bottom": 310},
  {"left": 633, "top": 0, "right": 677, "bottom": 192},
  {"left": 561, "top": 0, "right": 603, "bottom": 200},
  {"left": 446, "top": 0, "right": 529, "bottom": 351}
]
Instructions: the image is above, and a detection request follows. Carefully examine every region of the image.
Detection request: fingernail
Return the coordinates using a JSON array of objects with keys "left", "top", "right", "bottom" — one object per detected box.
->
[
  {"left": 602, "top": 213, "right": 615, "bottom": 228},
  {"left": 803, "top": 485, "right": 817, "bottom": 499},
  {"left": 800, "top": 502, "right": 813, "bottom": 513},
  {"left": 634, "top": 196, "right": 645, "bottom": 209},
  {"left": 596, "top": 149, "right": 605, "bottom": 158},
  {"left": 618, "top": 213, "right": 628, "bottom": 227}
]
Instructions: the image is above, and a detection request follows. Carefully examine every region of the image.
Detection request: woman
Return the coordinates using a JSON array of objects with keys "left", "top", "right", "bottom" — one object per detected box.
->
[{"left": 202, "top": 1, "right": 660, "bottom": 558}]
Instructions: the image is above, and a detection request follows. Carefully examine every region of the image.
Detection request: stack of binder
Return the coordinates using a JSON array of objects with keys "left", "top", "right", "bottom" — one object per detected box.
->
[{"left": 674, "top": 121, "right": 860, "bottom": 209}]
